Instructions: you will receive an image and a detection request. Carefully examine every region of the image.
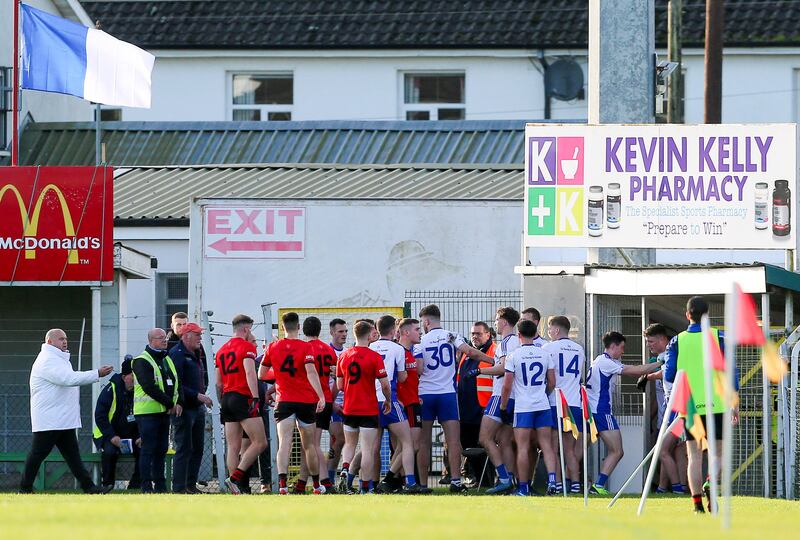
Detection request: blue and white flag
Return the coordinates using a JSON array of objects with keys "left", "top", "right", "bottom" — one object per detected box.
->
[{"left": 21, "top": 4, "right": 154, "bottom": 108}]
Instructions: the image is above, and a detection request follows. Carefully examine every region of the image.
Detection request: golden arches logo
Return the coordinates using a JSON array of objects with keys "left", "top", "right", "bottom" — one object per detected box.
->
[{"left": 0, "top": 183, "right": 79, "bottom": 264}]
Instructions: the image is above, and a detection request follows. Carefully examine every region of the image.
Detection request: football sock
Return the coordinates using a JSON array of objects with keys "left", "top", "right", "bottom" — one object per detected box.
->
[
  {"left": 369, "top": 480, "right": 375, "bottom": 491},
  {"left": 230, "top": 468, "right": 245, "bottom": 482},
  {"left": 692, "top": 493, "right": 704, "bottom": 511},
  {"left": 295, "top": 479, "right": 307, "bottom": 491},
  {"left": 405, "top": 474, "right": 416, "bottom": 487},
  {"left": 361, "top": 480, "right": 369, "bottom": 492},
  {"left": 451, "top": 478, "right": 462, "bottom": 486},
  {"left": 548, "top": 472, "right": 556, "bottom": 485},
  {"left": 311, "top": 475, "right": 320, "bottom": 489},
  {"left": 519, "top": 481, "right": 530, "bottom": 494},
  {"left": 565, "top": 478, "right": 572, "bottom": 487},
  {"left": 596, "top": 473, "right": 609, "bottom": 487},
  {"left": 342, "top": 462, "right": 350, "bottom": 471},
  {"left": 496, "top": 464, "right": 509, "bottom": 482},
  {"left": 278, "top": 473, "right": 288, "bottom": 489},
  {"left": 571, "top": 481, "right": 581, "bottom": 493},
  {"left": 672, "top": 483, "right": 684, "bottom": 493},
  {"left": 321, "top": 478, "right": 333, "bottom": 487},
  {"left": 328, "top": 469, "right": 335, "bottom": 481},
  {"left": 347, "top": 473, "right": 355, "bottom": 488},
  {"left": 656, "top": 487, "right": 667, "bottom": 494}
]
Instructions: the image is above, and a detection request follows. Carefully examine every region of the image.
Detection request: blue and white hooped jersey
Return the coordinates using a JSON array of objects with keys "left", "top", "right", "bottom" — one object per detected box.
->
[
  {"left": 504, "top": 344, "right": 555, "bottom": 413},
  {"left": 418, "top": 328, "right": 465, "bottom": 395},
  {"left": 585, "top": 353, "right": 625, "bottom": 415},
  {"left": 492, "top": 333, "right": 521, "bottom": 396},
  {"left": 542, "top": 338, "right": 586, "bottom": 407},
  {"left": 330, "top": 343, "right": 346, "bottom": 405},
  {"left": 370, "top": 338, "right": 406, "bottom": 401}
]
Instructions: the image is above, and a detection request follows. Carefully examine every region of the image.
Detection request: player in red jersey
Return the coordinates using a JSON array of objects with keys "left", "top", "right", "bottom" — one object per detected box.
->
[
  {"left": 293, "top": 316, "right": 338, "bottom": 493},
  {"left": 336, "top": 320, "right": 390, "bottom": 494},
  {"left": 214, "top": 314, "right": 267, "bottom": 494},
  {"left": 258, "top": 311, "right": 326, "bottom": 494}
]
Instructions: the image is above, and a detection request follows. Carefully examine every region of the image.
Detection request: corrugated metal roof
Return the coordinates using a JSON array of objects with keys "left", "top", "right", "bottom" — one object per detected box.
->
[
  {"left": 20, "top": 120, "right": 535, "bottom": 167},
  {"left": 114, "top": 163, "right": 523, "bottom": 222}
]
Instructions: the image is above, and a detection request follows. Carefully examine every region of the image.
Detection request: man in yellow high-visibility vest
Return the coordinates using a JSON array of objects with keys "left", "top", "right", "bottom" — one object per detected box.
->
[{"left": 664, "top": 296, "right": 739, "bottom": 514}]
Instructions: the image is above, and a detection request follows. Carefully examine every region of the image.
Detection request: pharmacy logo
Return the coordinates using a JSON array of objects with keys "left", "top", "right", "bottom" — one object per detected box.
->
[{"left": 526, "top": 136, "right": 585, "bottom": 236}]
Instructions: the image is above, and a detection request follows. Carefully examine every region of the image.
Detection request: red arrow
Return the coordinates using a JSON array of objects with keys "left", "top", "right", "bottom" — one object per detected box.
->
[{"left": 209, "top": 238, "right": 302, "bottom": 254}]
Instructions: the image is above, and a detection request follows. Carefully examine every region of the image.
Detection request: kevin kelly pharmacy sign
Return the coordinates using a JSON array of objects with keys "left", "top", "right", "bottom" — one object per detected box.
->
[{"left": 524, "top": 124, "right": 797, "bottom": 249}]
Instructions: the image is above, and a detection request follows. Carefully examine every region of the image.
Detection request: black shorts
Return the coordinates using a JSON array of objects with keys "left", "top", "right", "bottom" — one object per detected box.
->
[
  {"left": 686, "top": 412, "right": 725, "bottom": 441},
  {"left": 343, "top": 414, "right": 380, "bottom": 431},
  {"left": 405, "top": 403, "right": 422, "bottom": 428},
  {"left": 274, "top": 401, "right": 316, "bottom": 426},
  {"left": 221, "top": 392, "right": 252, "bottom": 423},
  {"left": 316, "top": 402, "right": 334, "bottom": 430}
]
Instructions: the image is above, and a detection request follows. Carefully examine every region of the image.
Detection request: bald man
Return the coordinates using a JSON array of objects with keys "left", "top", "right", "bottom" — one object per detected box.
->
[
  {"left": 20, "top": 329, "right": 114, "bottom": 494},
  {"left": 132, "top": 328, "right": 182, "bottom": 493}
]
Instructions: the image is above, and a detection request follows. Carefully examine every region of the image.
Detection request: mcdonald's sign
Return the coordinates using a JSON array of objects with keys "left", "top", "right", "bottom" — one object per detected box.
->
[{"left": 0, "top": 167, "right": 113, "bottom": 283}]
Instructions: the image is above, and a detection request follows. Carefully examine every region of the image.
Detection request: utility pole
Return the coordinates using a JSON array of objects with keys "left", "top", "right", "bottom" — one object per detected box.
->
[
  {"left": 704, "top": 0, "right": 724, "bottom": 123},
  {"left": 667, "top": 0, "right": 684, "bottom": 123}
]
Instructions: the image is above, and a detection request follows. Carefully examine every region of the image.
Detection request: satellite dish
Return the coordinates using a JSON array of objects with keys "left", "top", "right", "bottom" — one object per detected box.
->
[{"left": 545, "top": 59, "right": 584, "bottom": 101}]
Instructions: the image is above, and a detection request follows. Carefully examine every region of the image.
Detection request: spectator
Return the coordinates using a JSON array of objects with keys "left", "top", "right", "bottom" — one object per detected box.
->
[
  {"left": 169, "top": 322, "right": 212, "bottom": 493},
  {"left": 93, "top": 355, "right": 141, "bottom": 490},
  {"left": 19, "top": 329, "right": 114, "bottom": 494},
  {"left": 166, "top": 312, "right": 189, "bottom": 350},
  {"left": 133, "top": 328, "right": 181, "bottom": 493}
]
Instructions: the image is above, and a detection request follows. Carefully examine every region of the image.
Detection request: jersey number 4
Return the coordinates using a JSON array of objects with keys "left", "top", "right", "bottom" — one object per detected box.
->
[
  {"left": 558, "top": 354, "right": 580, "bottom": 378},
  {"left": 219, "top": 352, "right": 238, "bottom": 374},
  {"left": 280, "top": 355, "right": 297, "bottom": 377}
]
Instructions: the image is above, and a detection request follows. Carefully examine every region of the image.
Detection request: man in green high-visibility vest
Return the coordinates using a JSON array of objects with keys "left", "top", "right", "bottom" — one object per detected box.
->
[
  {"left": 664, "top": 296, "right": 739, "bottom": 514},
  {"left": 132, "top": 328, "right": 182, "bottom": 493}
]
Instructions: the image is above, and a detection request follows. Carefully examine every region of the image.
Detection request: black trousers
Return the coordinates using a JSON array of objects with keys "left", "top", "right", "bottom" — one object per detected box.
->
[
  {"left": 171, "top": 406, "right": 205, "bottom": 491},
  {"left": 96, "top": 439, "right": 141, "bottom": 488},
  {"left": 20, "top": 429, "right": 94, "bottom": 492},
  {"left": 135, "top": 413, "right": 170, "bottom": 493}
]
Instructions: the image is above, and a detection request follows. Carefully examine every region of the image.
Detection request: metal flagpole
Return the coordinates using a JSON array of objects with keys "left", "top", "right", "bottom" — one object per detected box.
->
[
  {"left": 582, "top": 398, "right": 588, "bottom": 507},
  {"left": 721, "top": 284, "right": 738, "bottom": 528},
  {"left": 11, "top": 0, "right": 20, "bottom": 166},
  {"left": 701, "top": 314, "right": 720, "bottom": 515},
  {"left": 638, "top": 370, "right": 684, "bottom": 515},
  {"left": 556, "top": 389, "right": 567, "bottom": 496}
]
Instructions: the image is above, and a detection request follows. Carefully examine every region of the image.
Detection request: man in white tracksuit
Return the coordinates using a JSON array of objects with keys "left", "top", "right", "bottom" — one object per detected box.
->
[{"left": 19, "top": 328, "right": 114, "bottom": 493}]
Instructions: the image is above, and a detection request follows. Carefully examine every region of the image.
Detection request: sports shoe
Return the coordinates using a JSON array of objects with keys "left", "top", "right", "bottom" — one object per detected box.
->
[
  {"left": 693, "top": 506, "right": 706, "bottom": 514},
  {"left": 337, "top": 470, "right": 349, "bottom": 493},
  {"left": 374, "top": 480, "right": 401, "bottom": 494},
  {"left": 340, "top": 485, "right": 358, "bottom": 495},
  {"left": 512, "top": 490, "right": 529, "bottom": 497},
  {"left": 313, "top": 485, "right": 327, "bottom": 495},
  {"left": 656, "top": 487, "right": 668, "bottom": 494},
  {"left": 449, "top": 482, "right": 469, "bottom": 494},
  {"left": 673, "top": 485, "right": 687, "bottom": 494},
  {"left": 84, "top": 484, "right": 113, "bottom": 495},
  {"left": 322, "top": 484, "right": 337, "bottom": 494},
  {"left": 401, "top": 483, "right": 429, "bottom": 494},
  {"left": 260, "top": 484, "right": 271, "bottom": 494},
  {"left": 546, "top": 484, "right": 560, "bottom": 496},
  {"left": 439, "top": 475, "right": 452, "bottom": 485},
  {"left": 485, "top": 480, "right": 514, "bottom": 495},
  {"left": 224, "top": 477, "right": 242, "bottom": 495},
  {"left": 589, "top": 484, "right": 610, "bottom": 495},
  {"left": 278, "top": 486, "right": 289, "bottom": 495}
]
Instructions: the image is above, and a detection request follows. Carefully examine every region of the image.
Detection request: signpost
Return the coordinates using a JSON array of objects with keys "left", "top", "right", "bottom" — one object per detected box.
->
[
  {"left": 524, "top": 124, "right": 797, "bottom": 250},
  {"left": 203, "top": 206, "right": 305, "bottom": 259},
  {"left": 0, "top": 166, "right": 114, "bottom": 283}
]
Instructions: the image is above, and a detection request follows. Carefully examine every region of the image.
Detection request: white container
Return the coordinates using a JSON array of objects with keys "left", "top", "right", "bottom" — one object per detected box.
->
[
  {"left": 754, "top": 182, "right": 769, "bottom": 230},
  {"left": 607, "top": 182, "right": 621, "bottom": 229},
  {"left": 588, "top": 186, "right": 604, "bottom": 237}
]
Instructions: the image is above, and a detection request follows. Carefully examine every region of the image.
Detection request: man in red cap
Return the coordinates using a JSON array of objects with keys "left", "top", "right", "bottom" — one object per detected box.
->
[{"left": 168, "top": 321, "right": 212, "bottom": 493}]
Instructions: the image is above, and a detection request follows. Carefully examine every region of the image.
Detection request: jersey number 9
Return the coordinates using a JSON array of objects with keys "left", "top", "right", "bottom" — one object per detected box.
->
[{"left": 348, "top": 361, "right": 362, "bottom": 384}]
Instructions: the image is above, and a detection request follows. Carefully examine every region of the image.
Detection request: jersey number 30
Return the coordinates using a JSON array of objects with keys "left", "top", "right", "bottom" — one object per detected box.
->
[{"left": 425, "top": 343, "right": 455, "bottom": 370}]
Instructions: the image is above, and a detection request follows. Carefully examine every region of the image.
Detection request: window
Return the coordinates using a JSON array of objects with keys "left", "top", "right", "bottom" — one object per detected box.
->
[
  {"left": 156, "top": 273, "right": 188, "bottom": 330},
  {"left": 403, "top": 73, "right": 465, "bottom": 120},
  {"left": 0, "top": 67, "right": 11, "bottom": 152},
  {"left": 94, "top": 107, "right": 122, "bottom": 122},
  {"left": 231, "top": 73, "right": 293, "bottom": 121}
]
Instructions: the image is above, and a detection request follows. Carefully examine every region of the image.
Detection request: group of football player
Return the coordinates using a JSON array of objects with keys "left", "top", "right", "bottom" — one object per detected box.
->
[{"left": 213, "top": 304, "right": 661, "bottom": 496}]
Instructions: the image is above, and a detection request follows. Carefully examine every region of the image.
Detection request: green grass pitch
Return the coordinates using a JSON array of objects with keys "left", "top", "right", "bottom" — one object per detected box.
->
[{"left": 1, "top": 493, "right": 798, "bottom": 539}]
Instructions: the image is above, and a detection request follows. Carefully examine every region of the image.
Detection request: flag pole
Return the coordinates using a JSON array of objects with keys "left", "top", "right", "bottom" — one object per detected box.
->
[
  {"left": 611, "top": 416, "right": 682, "bottom": 509},
  {"left": 582, "top": 396, "right": 588, "bottom": 507},
  {"left": 721, "top": 284, "right": 738, "bottom": 529},
  {"left": 637, "top": 370, "right": 684, "bottom": 516},
  {"left": 557, "top": 389, "right": 567, "bottom": 496},
  {"left": 701, "top": 314, "right": 720, "bottom": 516},
  {"left": 11, "top": 0, "right": 20, "bottom": 166}
]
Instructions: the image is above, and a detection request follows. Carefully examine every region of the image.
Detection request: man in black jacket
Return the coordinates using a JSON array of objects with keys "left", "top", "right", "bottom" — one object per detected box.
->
[
  {"left": 93, "top": 356, "right": 141, "bottom": 489},
  {"left": 168, "top": 322, "right": 212, "bottom": 493},
  {"left": 132, "top": 328, "right": 181, "bottom": 493}
]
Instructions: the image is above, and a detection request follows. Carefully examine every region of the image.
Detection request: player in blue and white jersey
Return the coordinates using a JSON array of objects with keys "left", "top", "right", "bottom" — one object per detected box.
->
[
  {"left": 501, "top": 319, "right": 557, "bottom": 496},
  {"left": 468, "top": 307, "right": 521, "bottom": 494},
  {"left": 542, "top": 315, "right": 586, "bottom": 494},
  {"left": 586, "top": 331, "right": 662, "bottom": 495},
  {"left": 417, "top": 304, "right": 494, "bottom": 492},
  {"left": 521, "top": 307, "right": 549, "bottom": 347},
  {"left": 370, "top": 315, "right": 422, "bottom": 493}
]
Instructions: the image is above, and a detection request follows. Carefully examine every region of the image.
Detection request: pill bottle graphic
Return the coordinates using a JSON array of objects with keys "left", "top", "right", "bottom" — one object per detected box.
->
[
  {"left": 607, "top": 182, "right": 621, "bottom": 229},
  {"left": 588, "top": 186, "right": 604, "bottom": 237},
  {"left": 772, "top": 179, "right": 791, "bottom": 237},
  {"left": 754, "top": 182, "right": 769, "bottom": 230}
]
